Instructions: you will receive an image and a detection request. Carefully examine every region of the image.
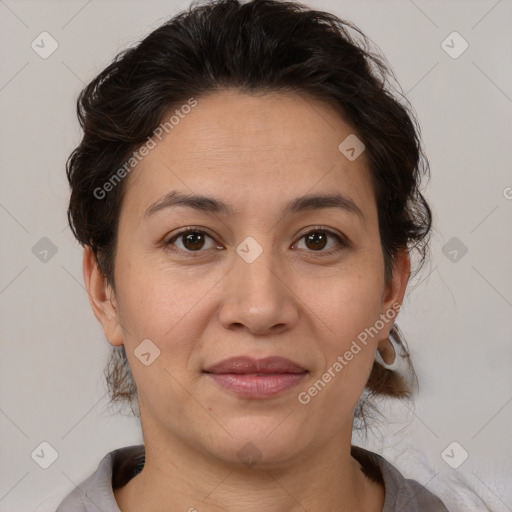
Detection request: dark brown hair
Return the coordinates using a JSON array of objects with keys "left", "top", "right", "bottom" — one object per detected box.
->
[{"left": 67, "top": 0, "right": 431, "bottom": 423}]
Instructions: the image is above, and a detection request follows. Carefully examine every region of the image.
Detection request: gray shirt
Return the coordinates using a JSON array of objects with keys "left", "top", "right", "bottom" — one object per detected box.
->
[{"left": 56, "top": 444, "right": 449, "bottom": 511}]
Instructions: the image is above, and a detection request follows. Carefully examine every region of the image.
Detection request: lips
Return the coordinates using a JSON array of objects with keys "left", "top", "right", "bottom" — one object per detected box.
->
[
  {"left": 203, "top": 356, "right": 308, "bottom": 399},
  {"left": 203, "top": 356, "right": 307, "bottom": 375}
]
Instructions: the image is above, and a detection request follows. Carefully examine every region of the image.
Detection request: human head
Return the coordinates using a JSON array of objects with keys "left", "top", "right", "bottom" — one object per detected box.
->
[{"left": 67, "top": 0, "right": 431, "bottom": 428}]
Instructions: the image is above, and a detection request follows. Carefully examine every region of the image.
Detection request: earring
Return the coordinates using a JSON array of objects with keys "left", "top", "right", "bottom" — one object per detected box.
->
[{"left": 375, "top": 328, "right": 401, "bottom": 371}]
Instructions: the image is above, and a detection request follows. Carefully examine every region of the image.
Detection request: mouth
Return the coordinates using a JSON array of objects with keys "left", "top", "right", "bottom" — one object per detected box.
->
[{"left": 203, "top": 356, "right": 308, "bottom": 399}]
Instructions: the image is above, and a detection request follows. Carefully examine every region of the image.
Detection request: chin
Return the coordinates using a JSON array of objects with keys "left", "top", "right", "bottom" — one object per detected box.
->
[{"left": 202, "top": 416, "right": 311, "bottom": 469}]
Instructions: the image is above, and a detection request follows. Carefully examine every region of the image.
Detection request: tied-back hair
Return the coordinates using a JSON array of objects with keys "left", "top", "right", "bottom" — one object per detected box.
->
[{"left": 66, "top": 0, "right": 431, "bottom": 424}]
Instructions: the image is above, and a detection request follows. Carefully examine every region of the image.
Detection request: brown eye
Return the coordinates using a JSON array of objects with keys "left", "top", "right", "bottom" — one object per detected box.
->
[
  {"left": 304, "top": 231, "right": 328, "bottom": 250},
  {"left": 166, "top": 229, "right": 217, "bottom": 253},
  {"left": 181, "top": 231, "right": 207, "bottom": 250},
  {"left": 295, "top": 228, "right": 347, "bottom": 254}
]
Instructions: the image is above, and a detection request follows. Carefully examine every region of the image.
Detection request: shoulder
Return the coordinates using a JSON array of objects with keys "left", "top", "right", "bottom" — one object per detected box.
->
[
  {"left": 351, "top": 445, "right": 450, "bottom": 512},
  {"left": 55, "top": 445, "right": 145, "bottom": 512}
]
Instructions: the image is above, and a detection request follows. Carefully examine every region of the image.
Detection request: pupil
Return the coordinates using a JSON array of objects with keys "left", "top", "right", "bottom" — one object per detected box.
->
[
  {"left": 184, "top": 232, "right": 204, "bottom": 250},
  {"left": 306, "top": 232, "right": 326, "bottom": 250}
]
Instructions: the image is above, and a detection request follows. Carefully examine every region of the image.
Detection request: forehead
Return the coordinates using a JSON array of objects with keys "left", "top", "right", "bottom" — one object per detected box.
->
[{"left": 123, "top": 90, "right": 376, "bottom": 221}]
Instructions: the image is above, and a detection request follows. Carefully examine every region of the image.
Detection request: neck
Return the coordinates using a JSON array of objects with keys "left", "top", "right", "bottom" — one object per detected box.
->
[{"left": 114, "top": 413, "right": 384, "bottom": 512}]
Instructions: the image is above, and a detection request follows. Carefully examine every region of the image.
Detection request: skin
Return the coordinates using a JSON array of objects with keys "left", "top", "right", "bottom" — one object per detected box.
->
[{"left": 84, "top": 89, "right": 410, "bottom": 512}]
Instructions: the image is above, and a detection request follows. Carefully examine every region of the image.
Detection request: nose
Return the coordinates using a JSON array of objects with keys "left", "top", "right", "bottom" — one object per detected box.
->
[{"left": 218, "top": 245, "right": 299, "bottom": 337}]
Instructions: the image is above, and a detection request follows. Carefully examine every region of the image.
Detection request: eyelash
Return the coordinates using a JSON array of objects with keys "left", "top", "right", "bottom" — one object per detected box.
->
[{"left": 163, "top": 226, "right": 349, "bottom": 257}]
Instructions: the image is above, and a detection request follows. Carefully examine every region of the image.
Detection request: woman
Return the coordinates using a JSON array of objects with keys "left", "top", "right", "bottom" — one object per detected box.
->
[{"left": 56, "top": 0, "right": 448, "bottom": 510}]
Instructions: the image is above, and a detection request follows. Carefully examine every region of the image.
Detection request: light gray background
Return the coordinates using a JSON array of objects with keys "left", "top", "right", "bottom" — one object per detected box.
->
[{"left": 1, "top": 0, "right": 511, "bottom": 511}]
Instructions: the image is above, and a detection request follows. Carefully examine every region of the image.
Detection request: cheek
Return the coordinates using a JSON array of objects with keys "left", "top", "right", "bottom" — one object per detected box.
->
[
  {"left": 302, "top": 263, "right": 385, "bottom": 394},
  {"left": 296, "top": 275, "right": 383, "bottom": 415},
  {"left": 305, "top": 261, "right": 385, "bottom": 345},
  {"left": 113, "top": 262, "right": 216, "bottom": 410},
  {"left": 334, "top": 277, "right": 383, "bottom": 341},
  {"left": 113, "top": 250, "right": 223, "bottom": 356}
]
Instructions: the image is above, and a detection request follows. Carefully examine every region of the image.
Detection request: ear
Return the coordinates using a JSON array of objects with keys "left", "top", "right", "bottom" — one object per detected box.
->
[
  {"left": 378, "top": 248, "right": 410, "bottom": 348},
  {"left": 82, "top": 245, "right": 124, "bottom": 346}
]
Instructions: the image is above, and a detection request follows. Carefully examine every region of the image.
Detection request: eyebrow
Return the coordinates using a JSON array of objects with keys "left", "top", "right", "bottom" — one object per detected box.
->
[{"left": 144, "top": 190, "right": 365, "bottom": 223}]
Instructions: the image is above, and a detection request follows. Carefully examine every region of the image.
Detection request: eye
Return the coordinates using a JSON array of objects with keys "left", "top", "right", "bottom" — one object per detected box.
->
[
  {"left": 165, "top": 228, "right": 220, "bottom": 254},
  {"left": 164, "top": 226, "right": 349, "bottom": 256},
  {"left": 293, "top": 228, "right": 348, "bottom": 255}
]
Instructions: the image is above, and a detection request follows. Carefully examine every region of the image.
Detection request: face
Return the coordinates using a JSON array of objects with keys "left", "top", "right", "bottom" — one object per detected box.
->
[{"left": 86, "top": 90, "right": 409, "bottom": 467}]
